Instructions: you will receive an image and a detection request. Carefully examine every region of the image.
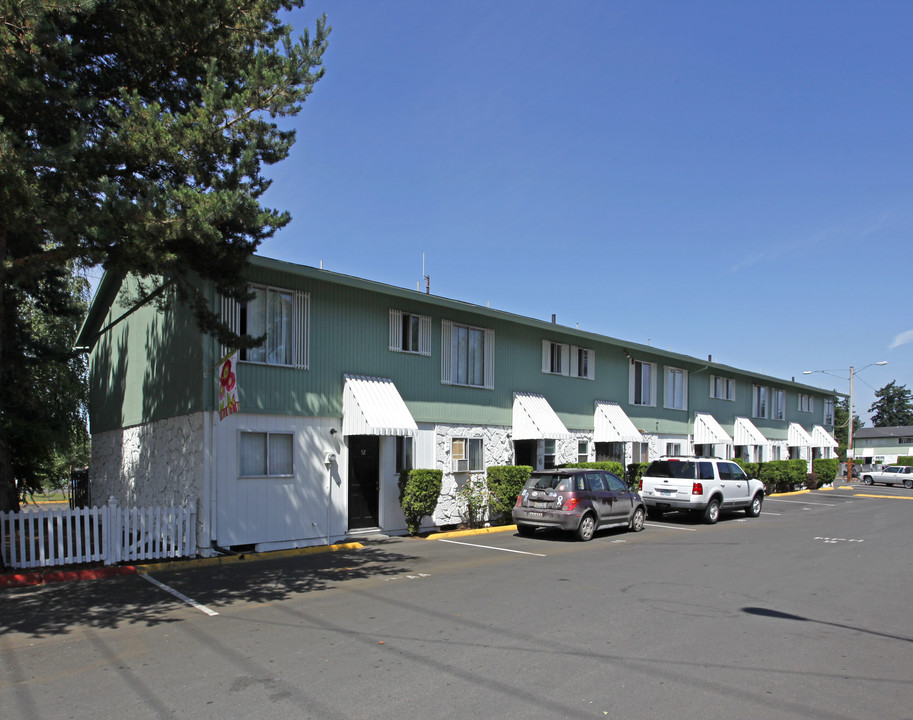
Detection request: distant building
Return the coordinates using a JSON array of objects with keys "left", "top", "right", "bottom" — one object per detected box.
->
[
  {"left": 851, "top": 426, "right": 913, "bottom": 465},
  {"left": 76, "top": 255, "right": 840, "bottom": 554}
]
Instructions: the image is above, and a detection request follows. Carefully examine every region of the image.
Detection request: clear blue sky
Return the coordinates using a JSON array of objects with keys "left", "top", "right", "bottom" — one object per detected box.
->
[{"left": 257, "top": 0, "right": 910, "bottom": 423}]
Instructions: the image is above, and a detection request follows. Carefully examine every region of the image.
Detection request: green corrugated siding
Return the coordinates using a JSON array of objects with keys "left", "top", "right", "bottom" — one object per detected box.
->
[{"left": 89, "top": 277, "right": 205, "bottom": 432}]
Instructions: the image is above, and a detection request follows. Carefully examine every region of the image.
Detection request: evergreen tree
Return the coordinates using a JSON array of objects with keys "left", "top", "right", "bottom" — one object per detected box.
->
[
  {"left": 869, "top": 381, "right": 913, "bottom": 428},
  {"left": 0, "top": 0, "right": 329, "bottom": 510}
]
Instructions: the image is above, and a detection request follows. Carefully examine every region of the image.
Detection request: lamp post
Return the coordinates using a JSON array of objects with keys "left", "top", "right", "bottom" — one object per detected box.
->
[{"left": 803, "top": 361, "right": 887, "bottom": 481}]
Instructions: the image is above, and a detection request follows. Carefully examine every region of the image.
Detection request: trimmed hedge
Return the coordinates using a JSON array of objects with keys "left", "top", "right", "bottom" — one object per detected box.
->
[
  {"left": 813, "top": 458, "right": 839, "bottom": 485},
  {"left": 898, "top": 456, "right": 913, "bottom": 466},
  {"left": 487, "top": 465, "right": 533, "bottom": 520},
  {"left": 398, "top": 468, "right": 443, "bottom": 535},
  {"left": 562, "top": 461, "right": 626, "bottom": 478}
]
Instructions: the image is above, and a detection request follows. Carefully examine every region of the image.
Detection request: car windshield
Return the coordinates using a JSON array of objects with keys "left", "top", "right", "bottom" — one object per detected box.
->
[
  {"left": 646, "top": 460, "right": 697, "bottom": 479},
  {"left": 527, "top": 474, "right": 571, "bottom": 491}
]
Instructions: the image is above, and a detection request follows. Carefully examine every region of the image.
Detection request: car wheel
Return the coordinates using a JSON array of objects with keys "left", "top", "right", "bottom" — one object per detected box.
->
[
  {"left": 647, "top": 508, "right": 664, "bottom": 520},
  {"left": 905, "top": 479, "right": 913, "bottom": 489},
  {"left": 516, "top": 523, "right": 536, "bottom": 537},
  {"left": 745, "top": 493, "right": 763, "bottom": 517},
  {"left": 863, "top": 475, "right": 873, "bottom": 485},
  {"left": 703, "top": 498, "right": 720, "bottom": 524},
  {"left": 629, "top": 506, "right": 646, "bottom": 532},
  {"left": 576, "top": 513, "right": 596, "bottom": 541}
]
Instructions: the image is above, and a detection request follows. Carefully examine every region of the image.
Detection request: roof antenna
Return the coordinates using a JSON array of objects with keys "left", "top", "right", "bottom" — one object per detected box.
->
[{"left": 423, "top": 253, "right": 430, "bottom": 294}]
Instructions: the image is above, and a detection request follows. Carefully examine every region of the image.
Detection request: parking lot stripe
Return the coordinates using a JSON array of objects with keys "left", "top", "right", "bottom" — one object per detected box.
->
[
  {"left": 767, "top": 498, "right": 836, "bottom": 506},
  {"left": 644, "top": 523, "right": 697, "bottom": 531},
  {"left": 141, "top": 574, "right": 219, "bottom": 616},
  {"left": 437, "top": 539, "right": 547, "bottom": 556}
]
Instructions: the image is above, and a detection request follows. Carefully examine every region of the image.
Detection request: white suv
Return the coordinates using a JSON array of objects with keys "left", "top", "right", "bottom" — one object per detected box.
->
[{"left": 640, "top": 457, "right": 765, "bottom": 524}]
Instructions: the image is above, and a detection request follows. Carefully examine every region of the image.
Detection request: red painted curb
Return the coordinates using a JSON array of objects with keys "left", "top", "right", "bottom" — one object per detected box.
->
[{"left": 0, "top": 565, "right": 137, "bottom": 588}]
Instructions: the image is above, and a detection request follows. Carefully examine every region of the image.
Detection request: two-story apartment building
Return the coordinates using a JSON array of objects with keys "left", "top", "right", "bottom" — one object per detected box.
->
[
  {"left": 77, "top": 256, "right": 839, "bottom": 553},
  {"left": 850, "top": 426, "right": 913, "bottom": 466}
]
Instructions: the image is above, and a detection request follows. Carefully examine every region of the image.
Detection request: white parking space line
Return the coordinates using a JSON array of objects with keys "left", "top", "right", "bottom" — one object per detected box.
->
[
  {"left": 644, "top": 523, "right": 697, "bottom": 531},
  {"left": 437, "top": 539, "right": 547, "bottom": 556},
  {"left": 767, "top": 498, "right": 836, "bottom": 506},
  {"left": 141, "top": 574, "right": 219, "bottom": 616}
]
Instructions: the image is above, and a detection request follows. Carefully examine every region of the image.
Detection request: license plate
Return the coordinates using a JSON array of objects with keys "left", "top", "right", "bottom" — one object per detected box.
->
[
  {"left": 658, "top": 489, "right": 675, "bottom": 496},
  {"left": 528, "top": 511, "right": 544, "bottom": 518}
]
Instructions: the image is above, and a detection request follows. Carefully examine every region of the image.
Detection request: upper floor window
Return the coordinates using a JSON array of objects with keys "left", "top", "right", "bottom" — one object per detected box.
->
[
  {"left": 665, "top": 367, "right": 688, "bottom": 410},
  {"left": 630, "top": 359, "right": 656, "bottom": 406},
  {"left": 824, "top": 398, "right": 834, "bottom": 425},
  {"left": 899, "top": 437, "right": 913, "bottom": 445},
  {"left": 442, "top": 320, "right": 494, "bottom": 389},
  {"left": 799, "top": 394, "right": 814, "bottom": 413},
  {"left": 710, "top": 375, "right": 735, "bottom": 401},
  {"left": 542, "top": 340, "right": 595, "bottom": 379},
  {"left": 389, "top": 309, "right": 431, "bottom": 355},
  {"left": 752, "top": 385, "right": 768, "bottom": 419},
  {"left": 773, "top": 389, "right": 786, "bottom": 420},
  {"left": 223, "top": 284, "right": 309, "bottom": 369}
]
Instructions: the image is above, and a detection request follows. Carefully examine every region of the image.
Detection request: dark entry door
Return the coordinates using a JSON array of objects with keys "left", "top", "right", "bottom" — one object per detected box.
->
[
  {"left": 348, "top": 435, "right": 380, "bottom": 529},
  {"left": 514, "top": 440, "right": 536, "bottom": 468}
]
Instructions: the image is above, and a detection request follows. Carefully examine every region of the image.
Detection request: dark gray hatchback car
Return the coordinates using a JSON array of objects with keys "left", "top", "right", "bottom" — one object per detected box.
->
[{"left": 512, "top": 469, "right": 646, "bottom": 541}]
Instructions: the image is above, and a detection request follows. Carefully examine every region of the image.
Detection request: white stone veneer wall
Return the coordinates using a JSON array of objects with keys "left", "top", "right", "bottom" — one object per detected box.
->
[
  {"left": 90, "top": 413, "right": 205, "bottom": 510},
  {"left": 431, "top": 424, "right": 581, "bottom": 526}
]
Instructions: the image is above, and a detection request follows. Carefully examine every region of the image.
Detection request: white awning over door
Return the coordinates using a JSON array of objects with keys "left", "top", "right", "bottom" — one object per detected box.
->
[
  {"left": 788, "top": 422, "right": 814, "bottom": 447},
  {"left": 342, "top": 374, "right": 418, "bottom": 436},
  {"left": 594, "top": 401, "right": 643, "bottom": 442},
  {"left": 734, "top": 417, "right": 767, "bottom": 446},
  {"left": 693, "top": 412, "right": 733, "bottom": 445},
  {"left": 811, "top": 425, "right": 838, "bottom": 448},
  {"left": 512, "top": 393, "right": 571, "bottom": 440}
]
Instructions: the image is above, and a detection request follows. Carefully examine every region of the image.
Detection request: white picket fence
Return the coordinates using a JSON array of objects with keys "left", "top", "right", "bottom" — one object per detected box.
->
[{"left": 0, "top": 496, "right": 197, "bottom": 570}]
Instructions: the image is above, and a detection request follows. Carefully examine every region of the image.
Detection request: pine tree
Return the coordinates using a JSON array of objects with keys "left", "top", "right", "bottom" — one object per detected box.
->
[
  {"left": 869, "top": 381, "right": 913, "bottom": 428},
  {"left": 0, "top": 0, "right": 329, "bottom": 510}
]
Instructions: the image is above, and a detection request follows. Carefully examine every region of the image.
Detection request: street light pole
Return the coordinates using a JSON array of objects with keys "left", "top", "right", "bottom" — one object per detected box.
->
[{"left": 802, "top": 360, "right": 886, "bottom": 483}]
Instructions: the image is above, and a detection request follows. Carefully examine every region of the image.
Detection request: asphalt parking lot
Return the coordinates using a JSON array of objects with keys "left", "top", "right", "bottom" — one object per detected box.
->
[{"left": 2, "top": 482, "right": 912, "bottom": 720}]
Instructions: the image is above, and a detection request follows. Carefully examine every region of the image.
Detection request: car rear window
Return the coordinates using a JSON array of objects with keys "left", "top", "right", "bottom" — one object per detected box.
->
[
  {"left": 527, "top": 474, "right": 572, "bottom": 491},
  {"left": 645, "top": 460, "right": 696, "bottom": 479}
]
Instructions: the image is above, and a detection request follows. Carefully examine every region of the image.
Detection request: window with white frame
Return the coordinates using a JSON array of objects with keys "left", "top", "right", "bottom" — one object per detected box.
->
[
  {"left": 773, "top": 389, "right": 785, "bottom": 420},
  {"left": 665, "top": 367, "right": 688, "bottom": 410},
  {"left": 239, "top": 431, "right": 294, "bottom": 477},
  {"left": 541, "top": 340, "right": 595, "bottom": 379},
  {"left": 710, "top": 375, "right": 735, "bottom": 401},
  {"left": 799, "top": 394, "right": 813, "bottom": 413},
  {"left": 396, "top": 436, "right": 414, "bottom": 474},
  {"left": 752, "top": 385, "right": 769, "bottom": 419},
  {"left": 451, "top": 437, "right": 484, "bottom": 472},
  {"left": 225, "top": 284, "right": 309, "bottom": 368},
  {"left": 389, "top": 309, "right": 432, "bottom": 355},
  {"left": 442, "top": 320, "right": 494, "bottom": 389},
  {"left": 577, "top": 440, "right": 589, "bottom": 463},
  {"left": 824, "top": 398, "right": 834, "bottom": 425},
  {"left": 666, "top": 442, "right": 682, "bottom": 456},
  {"left": 630, "top": 360, "right": 656, "bottom": 406},
  {"left": 543, "top": 440, "right": 556, "bottom": 469}
]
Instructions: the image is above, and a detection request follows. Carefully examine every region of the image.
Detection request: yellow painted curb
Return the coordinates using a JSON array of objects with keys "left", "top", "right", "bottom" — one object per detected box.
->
[
  {"left": 769, "top": 489, "right": 810, "bottom": 497},
  {"left": 133, "top": 542, "right": 364, "bottom": 575},
  {"left": 853, "top": 493, "right": 913, "bottom": 500},
  {"left": 427, "top": 525, "right": 517, "bottom": 540}
]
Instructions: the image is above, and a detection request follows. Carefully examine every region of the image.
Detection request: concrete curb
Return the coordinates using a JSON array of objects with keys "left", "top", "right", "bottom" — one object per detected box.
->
[{"left": 0, "top": 542, "right": 364, "bottom": 589}]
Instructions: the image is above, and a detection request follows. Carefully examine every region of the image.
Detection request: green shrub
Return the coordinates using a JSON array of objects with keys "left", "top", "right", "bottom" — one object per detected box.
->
[
  {"left": 398, "top": 468, "right": 443, "bottom": 536},
  {"left": 627, "top": 462, "right": 649, "bottom": 489},
  {"left": 487, "top": 465, "right": 532, "bottom": 521},
  {"left": 457, "top": 474, "right": 489, "bottom": 528},
  {"left": 813, "top": 458, "right": 839, "bottom": 485},
  {"left": 562, "top": 461, "right": 626, "bottom": 478},
  {"left": 759, "top": 461, "right": 791, "bottom": 493},
  {"left": 787, "top": 459, "right": 808, "bottom": 487},
  {"left": 897, "top": 456, "right": 913, "bottom": 466}
]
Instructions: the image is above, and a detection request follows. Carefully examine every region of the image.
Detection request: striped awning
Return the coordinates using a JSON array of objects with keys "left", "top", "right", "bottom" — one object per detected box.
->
[
  {"left": 734, "top": 417, "right": 767, "bottom": 446},
  {"left": 512, "top": 393, "right": 571, "bottom": 440},
  {"left": 788, "top": 422, "right": 814, "bottom": 447},
  {"left": 342, "top": 375, "right": 417, "bottom": 436},
  {"left": 594, "top": 401, "right": 643, "bottom": 442},
  {"left": 811, "top": 425, "right": 838, "bottom": 448},
  {"left": 693, "top": 412, "right": 733, "bottom": 445}
]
